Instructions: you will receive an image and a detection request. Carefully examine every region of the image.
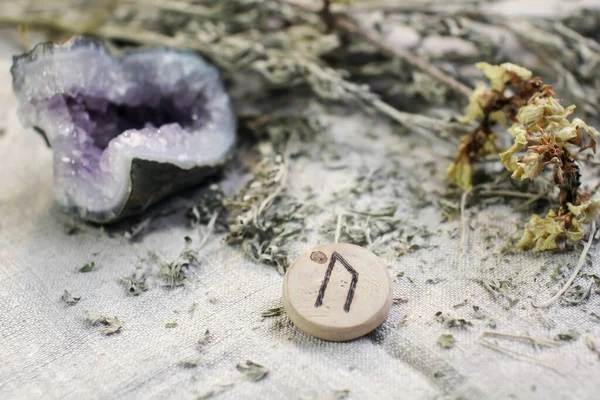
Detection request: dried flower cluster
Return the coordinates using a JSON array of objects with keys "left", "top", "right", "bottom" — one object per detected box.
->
[
  {"left": 450, "top": 62, "right": 600, "bottom": 251},
  {"left": 501, "top": 86, "right": 600, "bottom": 250}
]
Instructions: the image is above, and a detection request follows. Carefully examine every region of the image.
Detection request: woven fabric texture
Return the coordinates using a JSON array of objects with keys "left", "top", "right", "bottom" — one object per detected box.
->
[{"left": 1, "top": 30, "right": 599, "bottom": 400}]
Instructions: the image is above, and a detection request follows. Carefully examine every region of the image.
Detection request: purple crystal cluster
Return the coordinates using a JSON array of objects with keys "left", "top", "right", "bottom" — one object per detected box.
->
[{"left": 11, "top": 37, "right": 235, "bottom": 222}]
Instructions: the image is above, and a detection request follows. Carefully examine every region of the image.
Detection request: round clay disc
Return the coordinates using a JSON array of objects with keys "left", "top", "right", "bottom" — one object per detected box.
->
[{"left": 283, "top": 243, "right": 392, "bottom": 341}]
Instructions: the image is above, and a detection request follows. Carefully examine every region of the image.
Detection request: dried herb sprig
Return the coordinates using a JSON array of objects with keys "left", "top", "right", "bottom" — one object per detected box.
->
[
  {"left": 85, "top": 313, "right": 123, "bottom": 335},
  {"left": 159, "top": 237, "right": 201, "bottom": 288},
  {"left": 500, "top": 87, "right": 600, "bottom": 251}
]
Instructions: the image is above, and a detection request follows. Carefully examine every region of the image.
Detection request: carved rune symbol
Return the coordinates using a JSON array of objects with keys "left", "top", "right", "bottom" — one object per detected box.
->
[{"left": 314, "top": 251, "right": 359, "bottom": 313}]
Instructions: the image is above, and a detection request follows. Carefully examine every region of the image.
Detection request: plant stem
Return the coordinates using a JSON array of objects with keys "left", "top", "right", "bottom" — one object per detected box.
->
[{"left": 533, "top": 220, "right": 596, "bottom": 308}]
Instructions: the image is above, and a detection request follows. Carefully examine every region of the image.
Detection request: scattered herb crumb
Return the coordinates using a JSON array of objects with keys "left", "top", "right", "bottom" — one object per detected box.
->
[
  {"left": 438, "top": 334, "right": 455, "bottom": 349},
  {"left": 179, "top": 358, "right": 201, "bottom": 368},
  {"left": 396, "top": 314, "right": 408, "bottom": 328},
  {"left": 433, "top": 371, "right": 445, "bottom": 378},
  {"left": 160, "top": 237, "right": 199, "bottom": 288},
  {"left": 86, "top": 313, "right": 122, "bottom": 335},
  {"left": 124, "top": 217, "right": 152, "bottom": 240},
  {"left": 236, "top": 360, "right": 268, "bottom": 382},
  {"left": 453, "top": 299, "right": 468, "bottom": 309},
  {"left": 334, "top": 389, "right": 350, "bottom": 399},
  {"left": 261, "top": 307, "right": 284, "bottom": 318},
  {"left": 435, "top": 311, "right": 472, "bottom": 329},
  {"left": 189, "top": 301, "right": 198, "bottom": 316},
  {"left": 165, "top": 321, "right": 178, "bottom": 329},
  {"left": 198, "top": 329, "right": 211, "bottom": 347},
  {"left": 472, "top": 306, "right": 486, "bottom": 319},
  {"left": 64, "top": 223, "right": 82, "bottom": 235},
  {"left": 79, "top": 261, "right": 96, "bottom": 273},
  {"left": 392, "top": 297, "right": 408, "bottom": 305},
  {"left": 555, "top": 329, "right": 579, "bottom": 341},
  {"left": 61, "top": 290, "right": 80, "bottom": 305},
  {"left": 121, "top": 273, "right": 147, "bottom": 296}
]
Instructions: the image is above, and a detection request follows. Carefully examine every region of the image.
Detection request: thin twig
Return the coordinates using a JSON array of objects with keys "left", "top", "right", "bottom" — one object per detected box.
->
[
  {"left": 280, "top": 0, "right": 472, "bottom": 98},
  {"left": 533, "top": 220, "right": 596, "bottom": 308},
  {"left": 477, "top": 190, "right": 541, "bottom": 200},
  {"left": 334, "top": 212, "right": 344, "bottom": 243},
  {"left": 482, "top": 331, "right": 559, "bottom": 350},
  {"left": 480, "top": 338, "right": 564, "bottom": 375},
  {"left": 197, "top": 211, "right": 219, "bottom": 250},
  {"left": 257, "top": 135, "right": 294, "bottom": 220},
  {"left": 458, "top": 188, "right": 472, "bottom": 273}
]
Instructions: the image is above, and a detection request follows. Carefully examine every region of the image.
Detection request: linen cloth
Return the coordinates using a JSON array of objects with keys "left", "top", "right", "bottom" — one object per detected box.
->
[{"left": 1, "top": 28, "right": 599, "bottom": 400}]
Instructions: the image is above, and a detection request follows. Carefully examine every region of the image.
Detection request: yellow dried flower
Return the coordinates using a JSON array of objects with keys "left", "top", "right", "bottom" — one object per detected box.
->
[
  {"left": 567, "top": 200, "right": 600, "bottom": 224},
  {"left": 518, "top": 210, "right": 584, "bottom": 251},
  {"left": 476, "top": 62, "right": 532, "bottom": 91},
  {"left": 460, "top": 84, "right": 486, "bottom": 123},
  {"left": 446, "top": 152, "right": 473, "bottom": 191}
]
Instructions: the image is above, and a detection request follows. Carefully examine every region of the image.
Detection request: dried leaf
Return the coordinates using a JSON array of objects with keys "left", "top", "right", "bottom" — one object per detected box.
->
[
  {"left": 61, "top": 290, "right": 81, "bottom": 305},
  {"left": 236, "top": 360, "right": 268, "bottom": 382},
  {"left": 79, "top": 261, "right": 96, "bottom": 273},
  {"left": 438, "top": 334, "right": 455, "bottom": 348}
]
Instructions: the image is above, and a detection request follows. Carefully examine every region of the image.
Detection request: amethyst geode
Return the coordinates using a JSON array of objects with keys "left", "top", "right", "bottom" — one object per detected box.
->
[{"left": 11, "top": 37, "right": 235, "bottom": 223}]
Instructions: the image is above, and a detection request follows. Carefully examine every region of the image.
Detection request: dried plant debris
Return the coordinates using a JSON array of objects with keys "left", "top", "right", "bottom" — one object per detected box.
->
[
  {"left": 555, "top": 329, "right": 579, "bottom": 341},
  {"left": 450, "top": 61, "right": 600, "bottom": 251},
  {"left": 61, "top": 290, "right": 81, "bottom": 306},
  {"left": 334, "top": 389, "right": 350, "bottom": 399},
  {"left": 165, "top": 321, "right": 178, "bottom": 329},
  {"left": 261, "top": 307, "right": 284, "bottom": 318},
  {"left": 198, "top": 329, "right": 211, "bottom": 348},
  {"left": 584, "top": 334, "right": 600, "bottom": 360},
  {"left": 224, "top": 139, "right": 304, "bottom": 273},
  {"left": 124, "top": 218, "right": 153, "bottom": 241},
  {"left": 187, "top": 185, "right": 227, "bottom": 229},
  {"left": 438, "top": 334, "right": 455, "bottom": 349},
  {"left": 236, "top": 360, "right": 268, "bottom": 382},
  {"left": 79, "top": 261, "right": 96, "bottom": 273},
  {"left": 435, "top": 311, "right": 472, "bottom": 329},
  {"left": 121, "top": 271, "right": 148, "bottom": 296},
  {"left": 159, "top": 237, "right": 201, "bottom": 288},
  {"left": 179, "top": 358, "right": 202, "bottom": 369},
  {"left": 86, "top": 313, "right": 123, "bottom": 335},
  {"left": 482, "top": 331, "right": 558, "bottom": 349}
]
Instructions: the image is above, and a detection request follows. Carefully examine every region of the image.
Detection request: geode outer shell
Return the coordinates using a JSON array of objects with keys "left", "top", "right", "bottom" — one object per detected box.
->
[{"left": 11, "top": 37, "right": 235, "bottom": 223}]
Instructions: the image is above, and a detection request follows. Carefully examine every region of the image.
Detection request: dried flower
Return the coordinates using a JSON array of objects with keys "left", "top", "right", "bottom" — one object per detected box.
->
[
  {"left": 448, "top": 62, "right": 540, "bottom": 190},
  {"left": 86, "top": 313, "right": 122, "bottom": 335},
  {"left": 501, "top": 85, "right": 600, "bottom": 250}
]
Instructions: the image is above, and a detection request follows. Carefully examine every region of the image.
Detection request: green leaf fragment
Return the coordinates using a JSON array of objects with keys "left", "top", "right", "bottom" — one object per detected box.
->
[
  {"left": 261, "top": 307, "right": 284, "bottom": 317},
  {"left": 438, "top": 334, "right": 455, "bottom": 349},
  {"left": 236, "top": 360, "right": 268, "bottom": 382},
  {"left": 79, "top": 261, "right": 96, "bottom": 272}
]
